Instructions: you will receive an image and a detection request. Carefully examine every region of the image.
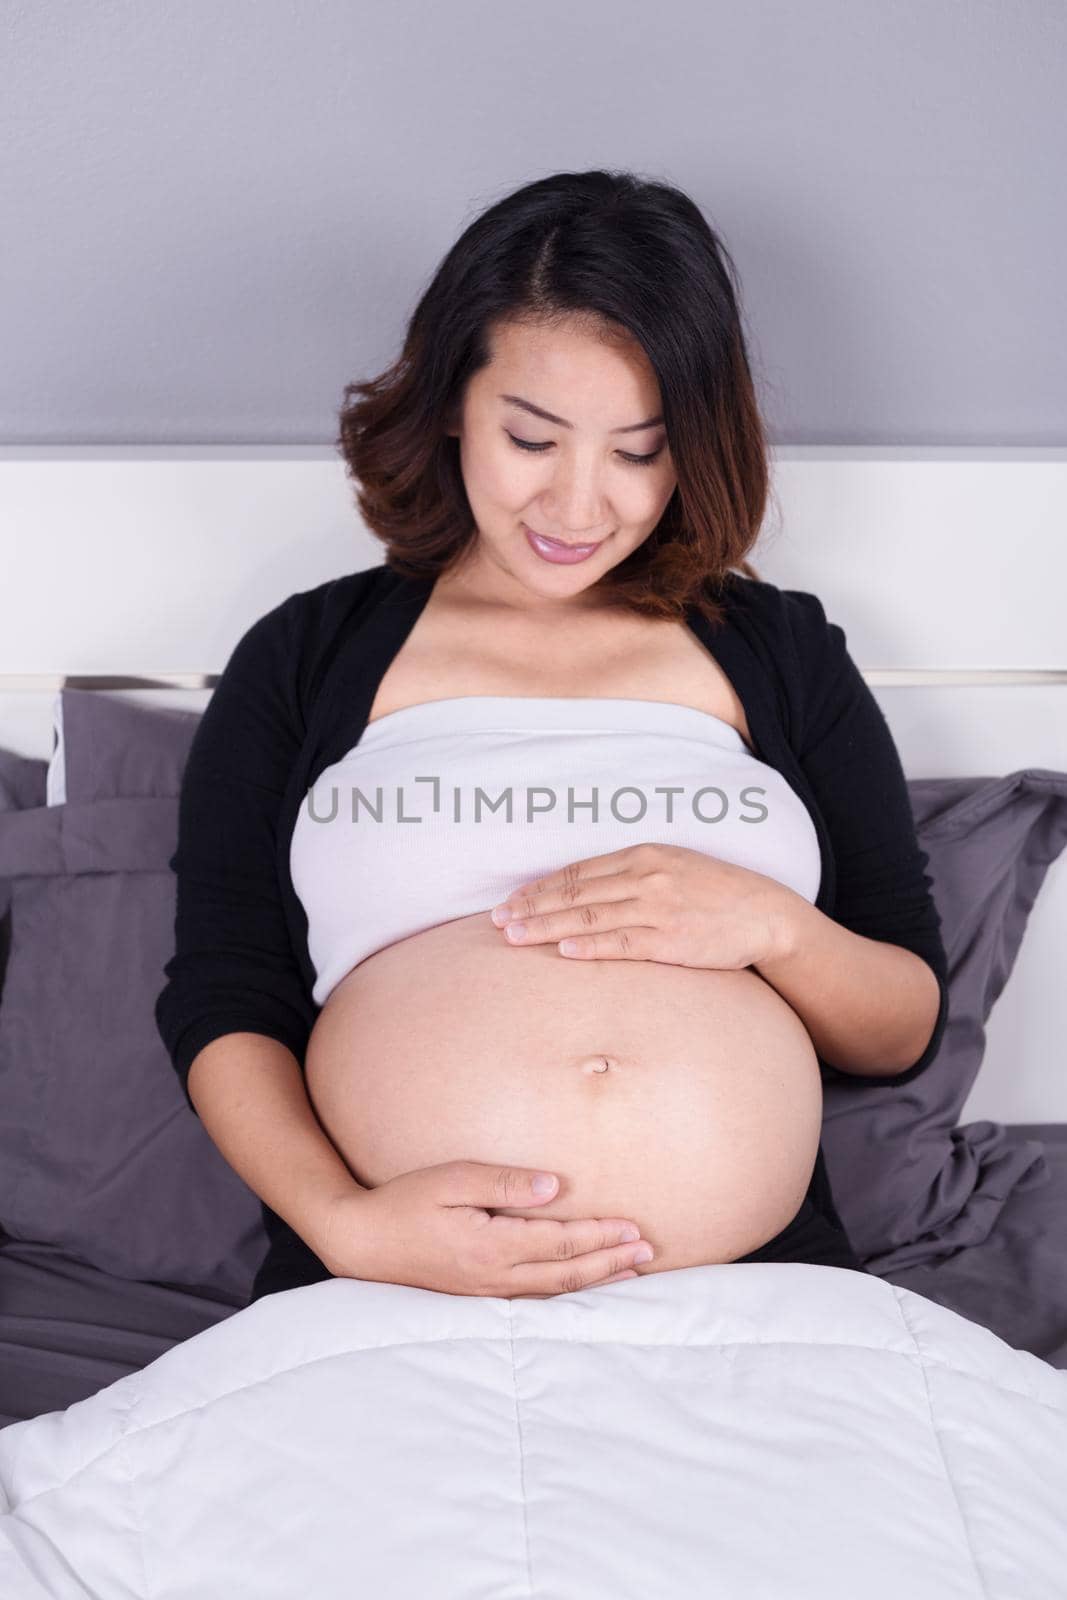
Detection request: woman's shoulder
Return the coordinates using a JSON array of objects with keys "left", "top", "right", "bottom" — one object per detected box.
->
[
  {"left": 281, "top": 561, "right": 394, "bottom": 636},
  {"left": 721, "top": 570, "right": 842, "bottom": 678},
  {"left": 245, "top": 561, "right": 395, "bottom": 666},
  {"left": 725, "top": 574, "right": 871, "bottom": 767},
  {"left": 275, "top": 562, "right": 399, "bottom": 724},
  {"left": 215, "top": 564, "right": 394, "bottom": 741}
]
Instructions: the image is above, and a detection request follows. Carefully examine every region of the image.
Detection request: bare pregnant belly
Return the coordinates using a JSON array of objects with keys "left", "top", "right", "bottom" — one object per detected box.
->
[{"left": 303, "top": 912, "right": 825, "bottom": 1274}]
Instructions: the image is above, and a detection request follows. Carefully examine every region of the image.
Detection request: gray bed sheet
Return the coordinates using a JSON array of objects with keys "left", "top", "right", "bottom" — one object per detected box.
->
[
  {"left": 874, "top": 1121, "right": 1067, "bottom": 1370},
  {"left": 2, "top": 1122, "right": 1065, "bottom": 1430}
]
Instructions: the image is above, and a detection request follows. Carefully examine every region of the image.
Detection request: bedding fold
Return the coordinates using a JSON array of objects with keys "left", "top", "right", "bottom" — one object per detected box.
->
[{"left": 1, "top": 1261, "right": 1065, "bottom": 1598}]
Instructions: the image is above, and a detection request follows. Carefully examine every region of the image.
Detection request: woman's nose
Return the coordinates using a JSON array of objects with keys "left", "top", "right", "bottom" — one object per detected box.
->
[{"left": 541, "top": 469, "right": 612, "bottom": 530}]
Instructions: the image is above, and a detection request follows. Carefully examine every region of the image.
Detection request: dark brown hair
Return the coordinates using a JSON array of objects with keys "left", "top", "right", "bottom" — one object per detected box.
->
[{"left": 336, "top": 169, "right": 768, "bottom": 625}]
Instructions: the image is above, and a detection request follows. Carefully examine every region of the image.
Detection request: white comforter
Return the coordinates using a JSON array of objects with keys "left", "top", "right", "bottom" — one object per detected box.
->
[{"left": 1, "top": 1260, "right": 1065, "bottom": 1599}]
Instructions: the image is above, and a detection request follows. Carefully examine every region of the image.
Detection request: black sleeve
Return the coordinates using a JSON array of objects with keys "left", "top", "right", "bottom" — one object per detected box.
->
[
  {"left": 154, "top": 595, "right": 319, "bottom": 1116},
  {"left": 786, "top": 589, "right": 950, "bottom": 1089}
]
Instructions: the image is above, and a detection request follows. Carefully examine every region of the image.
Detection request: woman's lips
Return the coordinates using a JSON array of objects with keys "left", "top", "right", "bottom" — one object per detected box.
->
[{"left": 523, "top": 524, "right": 604, "bottom": 565}]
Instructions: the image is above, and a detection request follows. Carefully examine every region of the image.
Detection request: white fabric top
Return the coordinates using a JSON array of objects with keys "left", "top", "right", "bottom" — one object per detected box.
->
[{"left": 290, "top": 695, "right": 822, "bottom": 1006}]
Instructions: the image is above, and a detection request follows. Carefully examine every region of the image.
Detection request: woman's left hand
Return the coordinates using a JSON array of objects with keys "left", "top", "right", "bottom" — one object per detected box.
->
[{"left": 488, "top": 842, "right": 795, "bottom": 970}]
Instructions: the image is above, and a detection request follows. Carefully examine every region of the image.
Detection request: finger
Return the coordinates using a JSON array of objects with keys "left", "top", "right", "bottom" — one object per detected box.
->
[
  {"left": 510, "top": 848, "right": 635, "bottom": 893},
  {"left": 508, "top": 1240, "right": 652, "bottom": 1296},
  {"left": 501, "top": 895, "right": 646, "bottom": 947},
  {"left": 511, "top": 874, "right": 634, "bottom": 922},
  {"left": 494, "top": 1214, "right": 647, "bottom": 1266},
  {"left": 505, "top": 853, "right": 638, "bottom": 912},
  {"left": 505, "top": 857, "right": 639, "bottom": 921},
  {"left": 558, "top": 925, "right": 658, "bottom": 960},
  {"left": 516, "top": 1266, "right": 640, "bottom": 1298}
]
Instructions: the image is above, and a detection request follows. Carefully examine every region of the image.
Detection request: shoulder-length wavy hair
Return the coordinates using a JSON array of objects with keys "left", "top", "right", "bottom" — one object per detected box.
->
[{"left": 336, "top": 169, "right": 768, "bottom": 625}]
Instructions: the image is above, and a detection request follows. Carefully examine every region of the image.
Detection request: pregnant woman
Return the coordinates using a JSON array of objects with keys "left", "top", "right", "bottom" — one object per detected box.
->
[{"left": 156, "top": 169, "right": 949, "bottom": 1303}]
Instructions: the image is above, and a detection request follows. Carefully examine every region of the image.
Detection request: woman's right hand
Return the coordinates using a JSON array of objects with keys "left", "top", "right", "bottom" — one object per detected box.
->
[{"left": 319, "top": 1160, "right": 654, "bottom": 1298}]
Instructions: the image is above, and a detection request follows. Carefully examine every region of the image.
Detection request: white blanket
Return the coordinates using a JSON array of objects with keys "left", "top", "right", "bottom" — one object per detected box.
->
[{"left": 1, "top": 1261, "right": 1065, "bottom": 1599}]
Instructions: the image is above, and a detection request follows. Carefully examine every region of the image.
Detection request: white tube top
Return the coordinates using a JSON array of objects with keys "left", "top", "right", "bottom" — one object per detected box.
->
[{"left": 290, "top": 695, "right": 822, "bottom": 1006}]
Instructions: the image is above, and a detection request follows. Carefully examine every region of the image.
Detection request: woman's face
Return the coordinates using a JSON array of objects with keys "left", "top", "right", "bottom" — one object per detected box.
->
[{"left": 443, "top": 317, "right": 677, "bottom": 610}]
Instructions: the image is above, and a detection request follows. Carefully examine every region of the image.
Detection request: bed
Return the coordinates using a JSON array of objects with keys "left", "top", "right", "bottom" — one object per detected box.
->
[{"left": 1, "top": 445, "right": 1066, "bottom": 1597}]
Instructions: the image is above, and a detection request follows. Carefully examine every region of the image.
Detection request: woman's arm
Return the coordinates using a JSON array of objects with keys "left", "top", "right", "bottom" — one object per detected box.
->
[
  {"left": 771, "top": 587, "right": 952, "bottom": 1087},
  {"left": 753, "top": 892, "right": 943, "bottom": 1077},
  {"left": 187, "top": 1033, "right": 367, "bottom": 1261},
  {"left": 155, "top": 594, "right": 319, "bottom": 1112},
  {"left": 154, "top": 592, "right": 357, "bottom": 1269}
]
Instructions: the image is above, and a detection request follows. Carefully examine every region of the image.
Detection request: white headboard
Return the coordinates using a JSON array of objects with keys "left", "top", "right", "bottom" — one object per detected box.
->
[{"left": 2, "top": 444, "right": 1065, "bottom": 1123}]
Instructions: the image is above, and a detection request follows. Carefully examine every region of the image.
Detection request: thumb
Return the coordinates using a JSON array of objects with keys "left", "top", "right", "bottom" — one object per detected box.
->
[{"left": 456, "top": 1161, "right": 558, "bottom": 1205}]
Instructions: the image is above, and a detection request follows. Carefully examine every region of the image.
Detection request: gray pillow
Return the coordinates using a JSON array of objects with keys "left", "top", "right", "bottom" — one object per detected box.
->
[
  {"left": 0, "top": 748, "right": 48, "bottom": 999},
  {"left": 0, "top": 694, "right": 268, "bottom": 1301},
  {"left": 0, "top": 750, "right": 48, "bottom": 812},
  {"left": 822, "top": 769, "right": 1067, "bottom": 1274},
  {"left": 57, "top": 690, "right": 203, "bottom": 804}
]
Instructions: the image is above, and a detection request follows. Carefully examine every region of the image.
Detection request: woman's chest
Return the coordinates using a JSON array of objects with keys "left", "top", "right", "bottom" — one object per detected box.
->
[{"left": 365, "top": 605, "right": 756, "bottom": 754}]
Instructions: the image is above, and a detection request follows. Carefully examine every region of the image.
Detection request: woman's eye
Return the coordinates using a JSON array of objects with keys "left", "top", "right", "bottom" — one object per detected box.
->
[{"left": 505, "top": 431, "right": 663, "bottom": 469}]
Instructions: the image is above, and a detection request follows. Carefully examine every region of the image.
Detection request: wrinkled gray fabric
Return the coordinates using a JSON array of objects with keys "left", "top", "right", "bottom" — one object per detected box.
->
[
  {"left": 0, "top": 791, "right": 268, "bottom": 1299},
  {"left": 878, "top": 1123, "right": 1067, "bottom": 1368},
  {"left": 0, "top": 1238, "right": 239, "bottom": 1428},
  {"left": 822, "top": 769, "right": 1067, "bottom": 1273},
  {"left": 0, "top": 749, "right": 47, "bottom": 930}
]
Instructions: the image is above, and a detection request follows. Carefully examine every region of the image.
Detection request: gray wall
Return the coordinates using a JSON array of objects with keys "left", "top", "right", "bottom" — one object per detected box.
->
[{"left": 2, "top": 0, "right": 1063, "bottom": 447}]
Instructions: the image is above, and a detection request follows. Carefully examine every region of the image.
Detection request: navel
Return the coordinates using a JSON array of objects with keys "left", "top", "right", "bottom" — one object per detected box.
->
[{"left": 577, "top": 1053, "right": 618, "bottom": 1076}]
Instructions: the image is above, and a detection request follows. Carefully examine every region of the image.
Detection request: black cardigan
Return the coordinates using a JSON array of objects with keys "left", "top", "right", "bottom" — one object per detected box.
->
[{"left": 155, "top": 563, "right": 950, "bottom": 1278}]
